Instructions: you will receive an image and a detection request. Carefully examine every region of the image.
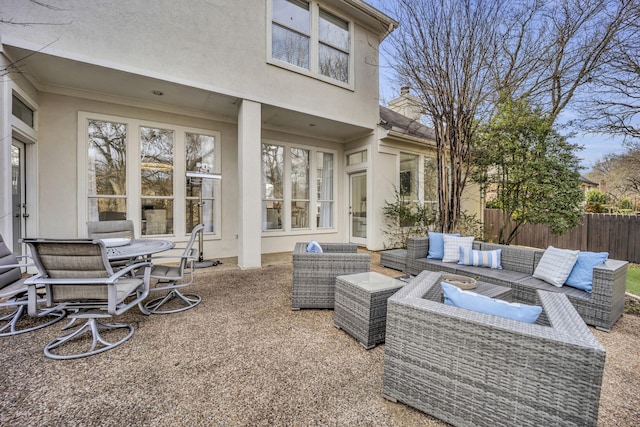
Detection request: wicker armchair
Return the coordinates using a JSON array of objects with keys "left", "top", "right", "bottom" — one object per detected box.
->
[
  {"left": 291, "top": 242, "right": 370, "bottom": 310},
  {"left": 382, "top": 271, "right": 605, "bottom": 427}
]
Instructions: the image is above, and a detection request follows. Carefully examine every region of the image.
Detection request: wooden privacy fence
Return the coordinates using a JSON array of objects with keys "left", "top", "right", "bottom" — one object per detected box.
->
[{"left": 483, "top": 209, "right": 640, "bottom": 264}]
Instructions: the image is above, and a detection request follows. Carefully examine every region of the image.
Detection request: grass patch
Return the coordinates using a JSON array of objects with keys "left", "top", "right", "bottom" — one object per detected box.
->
[{"left": 626, "top": 264, "right": 640, "bottom": 297}]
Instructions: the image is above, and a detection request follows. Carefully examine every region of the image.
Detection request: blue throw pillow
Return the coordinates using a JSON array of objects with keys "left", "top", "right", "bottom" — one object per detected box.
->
[
  {"left": 459, "top": 248, "right": 502, "bottom": 269},
  {"left": 565, "top": 251, "right": 608, "bottom": 293},
  {"left": 306, "top": 240, "right": 323, "bottom": 253},
  {"left": 441, "top": 281, "right": 542, "bottom": 324},
  {"left": 427, "top": 232, "right": 460, "bottom": 259}
]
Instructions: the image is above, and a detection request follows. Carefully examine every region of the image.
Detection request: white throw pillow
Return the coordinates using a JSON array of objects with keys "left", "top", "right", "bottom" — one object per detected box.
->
[
  {"left": 532, "top": 246, "right": 579, "bottom": 287},
  {"left": 442, "top": 235, "right": 475, "bottom": 263}
]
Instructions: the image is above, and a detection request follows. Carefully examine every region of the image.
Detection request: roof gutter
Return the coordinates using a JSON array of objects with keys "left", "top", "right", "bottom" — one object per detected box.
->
[{"left": 342, "top": 0, "right": 399, "bottom": 40}]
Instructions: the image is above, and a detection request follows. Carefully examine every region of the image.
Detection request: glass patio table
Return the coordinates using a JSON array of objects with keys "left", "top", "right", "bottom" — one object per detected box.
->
[{"left": 105, "top": 238, "right": 175, "bottom": 260}]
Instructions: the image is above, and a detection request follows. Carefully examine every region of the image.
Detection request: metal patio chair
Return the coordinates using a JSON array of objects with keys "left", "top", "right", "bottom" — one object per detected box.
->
[
  {"left": 0, "top": 233, "right": 65, "bottom": 336},
  {"left": 142, "top": 224, "right": 203, "bottom": 314},
  {"left": 23, "top": 238, "right": 151, "bottom": 360},
  {"left": 87, "top": 219, "right": 135, "bottom": 239}
]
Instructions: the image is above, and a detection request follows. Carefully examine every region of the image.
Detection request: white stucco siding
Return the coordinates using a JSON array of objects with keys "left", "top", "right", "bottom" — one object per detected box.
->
[{"left": 0, "top": 0, "right": 381, "bottom": 128}]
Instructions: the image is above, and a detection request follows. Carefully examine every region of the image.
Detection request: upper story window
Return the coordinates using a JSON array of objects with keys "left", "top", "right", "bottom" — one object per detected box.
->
[
  {"left": 272, "top": 0, "right": 310, "bottom": 69},
  {"left": 318, "top": 9, "right": 349, "bottom": 83},
  {"left": 270, "top": 0, "right": 352, "bottom": 86}
]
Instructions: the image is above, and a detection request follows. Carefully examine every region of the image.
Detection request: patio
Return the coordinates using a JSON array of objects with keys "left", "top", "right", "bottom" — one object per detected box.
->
[{"left": 1, "top": 251, "right": 638, "bottom": 426}]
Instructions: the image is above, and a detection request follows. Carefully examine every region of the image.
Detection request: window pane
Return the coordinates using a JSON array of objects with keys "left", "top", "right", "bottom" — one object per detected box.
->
[
  {"left": 400, "top": 153, "right": 419, "bottom": 199},
  {"left": 88, "top": 120, "right": 127, "bottom": 196},
  {"left": 424, "top": 156, "right": 437, "bottom": 202},
  {"left": 347, "top": 150, "right": 367, "bottom": 166},
  {"left": 319, "top": 9, "right": 349, "bottom": 82},
  {"left": 186, "top": 199, "right": 214, "bottom": 234},
  {"left": 319, "top": 9, "right": 349, "bottom": 51},
  {"left": 141, "top": 127, "right": 174, "bottom": 196},
  {"left": 185, "top": 133, "right": 216, "bottom": 234},
  {"left": 263, "top": 144, "right": 284, "bottom": 231},
  {"left": 273, "top": 0, "right": 309, "bottom": 34},
  {"left": 319, "top": 44, "right": 349, "bottom": 83},
  {"left": 272, "top": 25, "right": 310, "bottom": 69},
  {"left": 88, "top": 198, "right": 127, "bottom": 222},
  {"left": 185, "top": 133, "right": 215, "bottom": 198},
  {"left": 142, "top": 199, "right": 173, "bottom": 235},
  {"left": 272, "top": 0, "right": 310, "bottom": 69},
  {"left": 291, "top": 201, "right": 309, "bottom": 229},
  {"left": 291, "top": 148, "right": 309, "bottom": 200},
  {"left": 12, "top": 95, "right": 34, "bottom": 127},
  {"left": 317, "top": 152, "right": 333, "bottom": 228},
  {"left": 263, "top": 200, "right": 283, "bottom": 230},
  {"left": 262, "top": 144, "right": 284, "bottom": 199}
]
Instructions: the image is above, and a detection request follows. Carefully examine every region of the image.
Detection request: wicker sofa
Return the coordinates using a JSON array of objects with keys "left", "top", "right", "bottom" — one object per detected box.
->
[
  {"left": 382, "top": 270, "right": 606, "bottom": 427},
  {"left": 392, "top": 236, "right": 628, "bottom": 331},
  {"left": 291, "top": 242, "right": 370, "bottom": 310}
]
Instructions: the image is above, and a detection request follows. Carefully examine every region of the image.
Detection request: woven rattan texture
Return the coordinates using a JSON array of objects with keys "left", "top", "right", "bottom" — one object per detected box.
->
[
  {"left": 291, "top": 243, "right": 370, "bottom": 309},
  {"left": 382, "top": 271, "right": 605, "bottom": 427},
  {"left": 402, "top": 237, "right": 628, "bottom": 331}
]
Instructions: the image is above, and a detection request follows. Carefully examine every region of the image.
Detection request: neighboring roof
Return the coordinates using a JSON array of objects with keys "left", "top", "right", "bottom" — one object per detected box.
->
[
  {"left": 580, "top": 176, "right": 599, "bottom": 186},
  {"left": 379, "top": 105, "right": 436, "bottom": 141}
]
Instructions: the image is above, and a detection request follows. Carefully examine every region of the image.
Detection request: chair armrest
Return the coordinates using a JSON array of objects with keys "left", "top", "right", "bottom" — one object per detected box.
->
[
  {"left": 590, "top": 259, "right": 627, "bottom": 301},
  {"left": 406, "top": 237, "right": 429, "bottom": 259},
  {"left": 0, "top": 261, "right": 34, "bottom": 271}
]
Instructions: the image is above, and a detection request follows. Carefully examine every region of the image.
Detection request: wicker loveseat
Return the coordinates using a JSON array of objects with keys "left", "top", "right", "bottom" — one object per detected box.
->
[
  {"left": 291, "top": 242, "right": 370, "bottom": 310},
  {"left": 382, "top": 271, "right": 606, "bottom": 427},
  {"left": 394, "top": 236, "right": 628, "bottom": 331}
]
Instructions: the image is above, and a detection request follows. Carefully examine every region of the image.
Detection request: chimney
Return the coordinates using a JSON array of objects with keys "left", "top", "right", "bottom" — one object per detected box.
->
[
  {"left": 599, "top": 180, "right": 606, "bottom": 194},
  {"left": 388, "top": 87, "right": 422, "bottom": 122}
]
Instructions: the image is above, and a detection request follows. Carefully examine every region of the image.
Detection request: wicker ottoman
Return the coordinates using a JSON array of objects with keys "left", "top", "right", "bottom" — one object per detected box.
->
[
  {"left": 334, "top": 272, "right": 404, "bottom": 349},
  {"left": 380, "top": 249, "right": 407, "bottom": 271}
]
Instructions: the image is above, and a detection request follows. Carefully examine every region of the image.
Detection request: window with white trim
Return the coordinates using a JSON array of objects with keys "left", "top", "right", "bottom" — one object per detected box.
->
[
  {"left": 262, "top": 141, "right": 335, "bottom": 232},
  {"left": 399, "top": 152, "right": 438, "bottom": 216},
  {"left": 82, "top": 113, "right": 220, "bottom": 238},
  {"left": 88, "top": 119, "right": 128, "bottom": 221},
  {"left": 270, "top": 0, "right": 351, "bottom": 85}
]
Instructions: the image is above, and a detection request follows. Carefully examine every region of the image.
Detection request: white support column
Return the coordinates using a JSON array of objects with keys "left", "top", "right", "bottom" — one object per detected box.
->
[
  {"left": 237, "top": 99, "right": 262, "bottom": 269},
  {"left": 0, "top": 70, "right": 11, "bottom": 244}
]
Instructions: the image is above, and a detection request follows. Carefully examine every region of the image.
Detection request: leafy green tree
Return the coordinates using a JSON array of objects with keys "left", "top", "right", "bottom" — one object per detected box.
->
[
  {"left": 585, "top": 189, "right": 608, "bottom": 213},
  {"left": 471, "top": 97, "right": 584, "bottom": 244},
  {"left": 618, "top": 196, "right": 634, "bottom": 213},
  {"left": 382, "top": 187, "right": 437, "bottom": 249}
]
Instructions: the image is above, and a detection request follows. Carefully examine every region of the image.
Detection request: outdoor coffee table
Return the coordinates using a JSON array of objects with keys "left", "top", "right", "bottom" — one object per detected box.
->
[
  {"left": 430, "top": 274, "right": 514, "bottom": 302},
  {"left": 334, "top": 271, "right": 405, "bottom": 349}
]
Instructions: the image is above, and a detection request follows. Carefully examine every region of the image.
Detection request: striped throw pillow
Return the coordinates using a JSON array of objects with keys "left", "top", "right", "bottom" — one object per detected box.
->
[{"left": 458, "top": 248, "right": 502, "bottom": 269}]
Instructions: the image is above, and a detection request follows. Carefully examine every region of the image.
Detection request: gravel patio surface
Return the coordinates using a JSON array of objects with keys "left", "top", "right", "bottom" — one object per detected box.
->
[{"left": 1, "top": 251, "right": 638, "bottom": 426}]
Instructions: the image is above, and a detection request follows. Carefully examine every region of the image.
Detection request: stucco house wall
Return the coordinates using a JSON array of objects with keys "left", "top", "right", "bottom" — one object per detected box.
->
[{"left": 1, "top": 1, "right": 397, "bottom": 266}]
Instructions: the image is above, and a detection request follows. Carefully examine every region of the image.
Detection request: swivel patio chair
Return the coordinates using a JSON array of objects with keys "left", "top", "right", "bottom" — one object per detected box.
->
[
  {"left": 23, "top": 238, "right": 151, "bottom": 360},
  {"left": 87, "top": 219, "right": 135, "bottom": 239},
  {"left": 141, "top": 224, "right": 203, "bottom": 314},
  {"left": 87, "top": 219, "right": 137, "bottom": 269},
  {"left": 0, "top": 233, "right": 65, "bottom": 336}
]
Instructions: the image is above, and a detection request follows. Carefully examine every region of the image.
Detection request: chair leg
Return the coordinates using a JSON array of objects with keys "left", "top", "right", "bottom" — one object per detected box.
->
[
  {"left": 144, "top": 289, "right": 202, "bottom": 314},
  {"left": 43, "top": 315, "right": 135, "bottom": 360},
  {"left": 0, "top": 302, "right": 66, "bottom": 337}
]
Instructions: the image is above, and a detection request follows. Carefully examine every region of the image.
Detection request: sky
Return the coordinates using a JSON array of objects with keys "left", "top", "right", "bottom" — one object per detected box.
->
[{"left": 366, "top": 0, "right": 629, "bottom": 172}]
